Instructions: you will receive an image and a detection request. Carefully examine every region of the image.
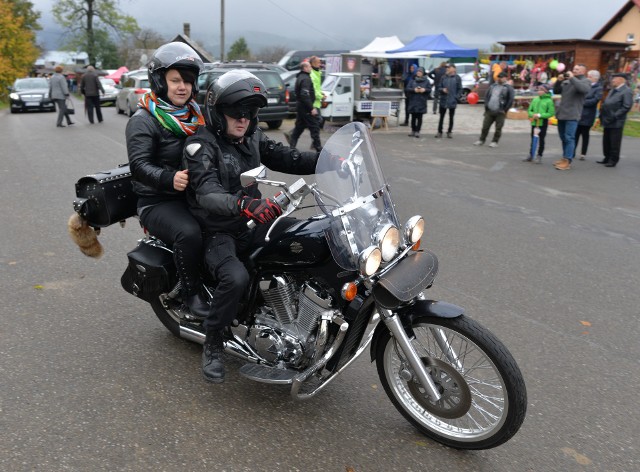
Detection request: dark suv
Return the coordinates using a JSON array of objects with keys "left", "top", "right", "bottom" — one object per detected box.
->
[{"left": 196, "top": 68, "right": 289, "bottom": 129}]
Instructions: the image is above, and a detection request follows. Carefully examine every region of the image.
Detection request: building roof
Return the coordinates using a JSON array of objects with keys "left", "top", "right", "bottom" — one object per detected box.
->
[
  {"left": 499, "top": 38, "right": 631, "bottom": 52},
  {"left": 592, "top": 0, "right": 640, "bottom": 40},
  {"left": 170, "top": 34, "right": 215, "bottom": 63}
]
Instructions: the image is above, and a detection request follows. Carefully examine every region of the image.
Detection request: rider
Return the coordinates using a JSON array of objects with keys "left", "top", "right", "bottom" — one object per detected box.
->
[
  {"left": 183, "top": 70, "right": 320, "bottom": 383},
  {"left": 126, "top": 42, "right": 209, "bottom": 319}
]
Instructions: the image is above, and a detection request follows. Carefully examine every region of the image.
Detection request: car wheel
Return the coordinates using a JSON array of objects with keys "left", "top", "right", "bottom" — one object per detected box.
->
[
  {"left": 267, "top": 120, "right": 283, "bottom": 130},
  {"left": 459, "top": 89, "right": 471, "bottom": 104},
  {"left": 115, "top": 100, "right": 123, "bottom": 114},
  {"left": 127, "top": 101, "right": 135, "bottom": 117}
]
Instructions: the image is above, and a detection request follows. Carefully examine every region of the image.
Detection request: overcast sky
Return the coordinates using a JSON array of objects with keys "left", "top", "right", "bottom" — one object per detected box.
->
[{"left": 30, "top": 0, "right": 627, "bottom": 51}]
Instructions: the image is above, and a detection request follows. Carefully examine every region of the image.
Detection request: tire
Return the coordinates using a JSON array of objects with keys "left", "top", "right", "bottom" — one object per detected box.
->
[
  {"left": 127, "top": 101, "right": 135, "bottom": 118},
  {"left": 115, "top": 100, "right": 124, "bottom": 114},
  {"left": 149, "top": 294, "right": 181, "bottom": 338},
  {"left": 376, "top": 314, "right": 527, "bottom": 450},
  {"left": 459, "top": 89, "right": 470, "bottom": 104},
  {"left": 266, "top": 120, "right": 283, "bottom": 130}
]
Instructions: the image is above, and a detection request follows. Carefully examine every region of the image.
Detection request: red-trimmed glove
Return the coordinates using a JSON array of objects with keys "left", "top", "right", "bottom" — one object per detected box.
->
[{"left": 238, "top": 196, "right": 282, "bottom": 224}]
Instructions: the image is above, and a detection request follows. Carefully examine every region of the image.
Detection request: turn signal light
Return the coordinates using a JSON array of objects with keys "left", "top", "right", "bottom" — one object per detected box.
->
[
  {"left": 341, "top": 282, "right": 358, "bottom": 301},
  {"left": 412, "top": 239, "right": 421, "bottom": 251}
]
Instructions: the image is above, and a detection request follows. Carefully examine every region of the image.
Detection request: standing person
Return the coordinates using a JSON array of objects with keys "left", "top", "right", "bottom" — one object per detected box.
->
[
  {"left": 81, "top": 65, "right": 105, "bottom": 124},
  {"left": 405, "top": 67, "right": 431, "bottom": 138},
  {"left": 400, "top": 63, "right": 417, "bottom": 126},
  {"left": 125, "top": 42, "right": 209, "bottom": 320},
  {"left": 183, "top": 70, "right": 320, "bottom": 383},
  {"left": 473, "top": 71, "right": 515, "bottom": 148},
  {"left": 428, "top": 61, "right": 448, "bottom": 114},
  {"left": 49, "top": 65, "right": 74, "bottom": 128},
  {"left": 435, "top": 64, "right": 462, "bottom": 139},
  {"left": 553, "top": 64, "right": 590, "bottom": 171},
  {"left": 597, "top": 72, "right": 633, "bottom": 168},
  {"left": 524, "top": 83, "right": 555, "bottom": 162},
  {"left": 309, "top": 56, "right": 325, "bottom": 131},
  {"left": 287, "top": 61, "right": 322, "bottom": 152},
  {"left": 573, "top": 70, "right": 603, "bottom": 160}
]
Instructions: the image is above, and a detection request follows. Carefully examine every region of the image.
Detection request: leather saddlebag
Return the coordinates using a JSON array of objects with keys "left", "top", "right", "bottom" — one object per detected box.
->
[
  {"left": 120, "top": 242, "right": 177, "bottom": 302},
  {"left": 73, "top": 164, "right": 138, "bottom": 227}
]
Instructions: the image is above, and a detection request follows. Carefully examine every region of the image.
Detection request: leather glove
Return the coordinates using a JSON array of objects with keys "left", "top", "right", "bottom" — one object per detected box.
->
[{"left": 238, "top": 196, "right": 282, "bottom": 224}]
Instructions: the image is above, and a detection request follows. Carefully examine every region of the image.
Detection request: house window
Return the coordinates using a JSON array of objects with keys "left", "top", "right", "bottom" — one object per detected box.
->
[{"left": 626, "top": 33, "right": 635, "bottom": 42}]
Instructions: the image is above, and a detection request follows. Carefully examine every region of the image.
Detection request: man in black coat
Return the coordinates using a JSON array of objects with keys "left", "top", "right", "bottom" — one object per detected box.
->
[
  {"left": 597, "top": 72, "right": 633, "bottom": 167},
  {"left": 287, "top": 61, "right": 322, "bottom": 152}
]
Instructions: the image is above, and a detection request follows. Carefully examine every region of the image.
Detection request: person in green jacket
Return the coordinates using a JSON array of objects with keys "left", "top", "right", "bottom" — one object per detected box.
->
[
  {"left": 309, "top": 56, "right": 325, "bottom": 134},
  {"left": 525, "top": 83, "right": 555, "bottom": 163}
]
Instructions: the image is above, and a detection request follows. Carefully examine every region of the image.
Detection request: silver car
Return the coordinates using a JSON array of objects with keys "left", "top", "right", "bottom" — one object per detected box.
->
[
  {"left": 99, "top": 78, "right": 118, "bottom": 105},
  {"left": 115, "top": 75, "right": 151, "bottom": 117}
]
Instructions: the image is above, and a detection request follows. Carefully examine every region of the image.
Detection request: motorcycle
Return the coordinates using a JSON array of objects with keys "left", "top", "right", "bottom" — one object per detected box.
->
[{"left": 71, "top": 121, "right": 526, "bottom": 450}]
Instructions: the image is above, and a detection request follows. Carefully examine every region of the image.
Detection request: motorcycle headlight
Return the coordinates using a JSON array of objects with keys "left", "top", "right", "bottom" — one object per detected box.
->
[
  {"left": 359, "top": 246, "right": 381, "bottom": 276},
  {"left": 404, "top": 215, "right": 424, "bottom": 245},
  {"left": 375, "top": 224, "right": 400, "bottom": 261}
]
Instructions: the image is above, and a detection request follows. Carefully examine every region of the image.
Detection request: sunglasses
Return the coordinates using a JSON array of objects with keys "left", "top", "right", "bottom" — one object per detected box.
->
[{"left": 222, "top": 106, "right": 260, "bottom": 120}]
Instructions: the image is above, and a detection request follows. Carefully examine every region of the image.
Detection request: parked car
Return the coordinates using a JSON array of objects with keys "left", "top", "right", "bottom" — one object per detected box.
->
[
  {"left": 456, "top": 64, "right": 490, "bottom": 103},
  {"left": 8, "top": 77, "right": 56, "bottom": 113},
  {"left": 99, "top": 77, "right": 118, "bottom": 105},
  {"left": 115, "top": 75, "right": 151, "bottom": 117},
  {"left": 208, "top": 62, "right": 297, "bottom": 116},
  {"left": 196, "top": 68, "right": 289, "bottom": 129}
]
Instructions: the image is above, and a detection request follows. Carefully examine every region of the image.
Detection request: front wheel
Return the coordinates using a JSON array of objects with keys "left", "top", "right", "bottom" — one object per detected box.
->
[{"left": 376, "top": 314, "right": 527, "bottom": 450}]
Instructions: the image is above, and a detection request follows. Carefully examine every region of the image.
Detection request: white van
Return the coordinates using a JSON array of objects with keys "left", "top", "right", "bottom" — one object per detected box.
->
[{"left": 277, "top": 50, "right": 348, "bottom": 71}]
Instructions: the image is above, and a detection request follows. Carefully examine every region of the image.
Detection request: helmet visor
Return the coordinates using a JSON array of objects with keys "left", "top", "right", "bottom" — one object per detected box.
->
[{"left": 221, "top": 105, "right": 260, "bottom": 120}]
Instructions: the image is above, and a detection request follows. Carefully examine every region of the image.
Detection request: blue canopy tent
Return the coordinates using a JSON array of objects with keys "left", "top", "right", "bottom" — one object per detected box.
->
[{"left": 387, "top": 33, "right": 478, "bottom": 58}]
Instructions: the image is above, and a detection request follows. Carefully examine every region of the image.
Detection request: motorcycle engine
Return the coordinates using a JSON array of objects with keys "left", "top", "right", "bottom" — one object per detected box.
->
[{"left": 249, "top": 276, "right": 333, "bottom": 367}]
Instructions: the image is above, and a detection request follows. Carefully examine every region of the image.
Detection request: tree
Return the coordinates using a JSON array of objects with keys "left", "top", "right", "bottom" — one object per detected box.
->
[
  {"left": 9, "top": 0, "right": 41, "bottom": 32},
  {"left": 119, "top": 28, "right": 166, "bottom": 70},
  {"left": 52, "top": 0, "right": 139, "bottom": 66},
  {"left": 0, "top": 0, "right": 40, "bottom": 101},
  {"left": 255, "top": 45, "right": 288, "bottom": 63},
  {"left": 227, "top": 37, "right": 251, "bottom": 61}
]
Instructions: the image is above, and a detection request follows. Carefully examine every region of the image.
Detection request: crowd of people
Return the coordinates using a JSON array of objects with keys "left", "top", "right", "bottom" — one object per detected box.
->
[{"left": 399, "top": 60, "right": 634, "bottom": 170}]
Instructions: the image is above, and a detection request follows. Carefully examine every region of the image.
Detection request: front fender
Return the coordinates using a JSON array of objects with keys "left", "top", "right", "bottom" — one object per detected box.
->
[{"left": 369, "top": 300, "right": 464, "bottom": 362}]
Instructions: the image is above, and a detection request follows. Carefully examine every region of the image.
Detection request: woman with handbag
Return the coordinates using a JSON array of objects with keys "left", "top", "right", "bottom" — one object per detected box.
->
[{"left": 49, "top": 65, "right": 75, "bottom": 128}]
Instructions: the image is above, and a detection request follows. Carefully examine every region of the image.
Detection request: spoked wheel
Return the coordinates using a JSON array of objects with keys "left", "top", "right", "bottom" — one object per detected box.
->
[{"left": 376, "top": 314, "right": 527, "bottom": 450}]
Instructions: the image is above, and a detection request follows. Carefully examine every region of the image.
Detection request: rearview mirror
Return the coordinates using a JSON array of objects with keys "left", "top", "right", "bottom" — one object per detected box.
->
[{"left": 240, "top": 166, "right": 267, "bottom": 187}]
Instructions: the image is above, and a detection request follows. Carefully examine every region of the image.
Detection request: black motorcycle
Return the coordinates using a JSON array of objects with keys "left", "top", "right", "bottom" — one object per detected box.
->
[{"left": 71, "top": 122, "right": 526, "bottom": 450}]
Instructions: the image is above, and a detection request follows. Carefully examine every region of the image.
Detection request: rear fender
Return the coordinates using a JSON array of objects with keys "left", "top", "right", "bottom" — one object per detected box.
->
[{"left": 369, "top": 300, "right": 464, "bottom": 362}]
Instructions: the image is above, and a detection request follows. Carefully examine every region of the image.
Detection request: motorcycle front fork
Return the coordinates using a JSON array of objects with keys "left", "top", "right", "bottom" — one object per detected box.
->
[{"left": 379, "top": 308, "right": 443, "bottom": 402}]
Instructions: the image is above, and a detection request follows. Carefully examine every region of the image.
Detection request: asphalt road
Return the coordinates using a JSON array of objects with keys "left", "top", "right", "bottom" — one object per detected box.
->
[{"left": 1, "top": 100, "right": 639, "bottom": 472}]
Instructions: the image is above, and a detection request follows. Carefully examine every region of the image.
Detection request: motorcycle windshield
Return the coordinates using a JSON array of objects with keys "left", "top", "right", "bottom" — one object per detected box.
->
[{"left": 315, "top": 122, "right": 399, "bottom": 271}]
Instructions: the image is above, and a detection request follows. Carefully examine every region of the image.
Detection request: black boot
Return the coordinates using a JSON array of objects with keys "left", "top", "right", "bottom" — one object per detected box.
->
[
  {"left": 184, "top": 292, "right": 209, "bottom": 318},
  {"left": 202, "top": 330, "right": 225, "bottom": 383}
]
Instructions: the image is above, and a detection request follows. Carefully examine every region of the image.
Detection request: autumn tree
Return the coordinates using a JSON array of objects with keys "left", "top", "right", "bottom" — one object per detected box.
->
[
  {"left": 227, "top": 37, "right": 251, "bottom": 61},
  {"left": 52, "top": 0, "right": 139, "bottom": 66},
  {"left": 0, "top": 0, "right": 41, "bottom": 102}
]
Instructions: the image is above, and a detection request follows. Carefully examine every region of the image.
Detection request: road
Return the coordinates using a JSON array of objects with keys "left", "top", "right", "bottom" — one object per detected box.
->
[{"left": 1, "top": 100, "right": 639, "bottom": 471}]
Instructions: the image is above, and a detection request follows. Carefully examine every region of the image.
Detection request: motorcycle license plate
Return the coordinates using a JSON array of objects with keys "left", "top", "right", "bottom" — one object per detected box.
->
[{"left": 267, "top": 98, "right": 278, "bottom": 104}]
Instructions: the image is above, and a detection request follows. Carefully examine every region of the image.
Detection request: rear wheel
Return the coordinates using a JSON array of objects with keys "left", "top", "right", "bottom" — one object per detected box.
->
[
  {"left": 266, "top": 120, "right": 283, "bottom": 130},
  {"left": 376, "top": 314, "right": 527, "bottom": 450},
  {"left": 459, "top": 89, "right": 471, "bottom": 104},
  {"left": 127, "top": 100, "right": 135, "bottom": 117},
  {"left": 115, "top": 100, "right": 124, "bottom": 114}
]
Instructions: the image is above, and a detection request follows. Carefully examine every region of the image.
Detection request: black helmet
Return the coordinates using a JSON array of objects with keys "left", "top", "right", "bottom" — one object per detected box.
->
[
  {"left": 147, "top": 42, "right": 204, "bottom": 98},
  {"left": 204, "top": 70, "right": 268, "bottom": 137}
]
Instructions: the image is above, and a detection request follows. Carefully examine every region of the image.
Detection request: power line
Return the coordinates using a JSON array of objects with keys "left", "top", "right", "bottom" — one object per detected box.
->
[{"left": 263, "top": 0, "right": 351, "bottom": 47}]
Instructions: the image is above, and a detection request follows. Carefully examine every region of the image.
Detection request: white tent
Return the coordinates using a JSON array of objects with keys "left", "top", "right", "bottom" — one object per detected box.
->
[{"left": 350, "top": 36, "right": 442, "bottom": 58}]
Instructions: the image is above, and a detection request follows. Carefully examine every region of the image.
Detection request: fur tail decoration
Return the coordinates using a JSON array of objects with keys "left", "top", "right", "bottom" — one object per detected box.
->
[{"left": 67, "top": 213, "right": 104, "bottom": 258}]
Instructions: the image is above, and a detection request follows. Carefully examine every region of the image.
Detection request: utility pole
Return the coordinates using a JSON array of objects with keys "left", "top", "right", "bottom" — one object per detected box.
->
[{"left": 220, "top": 0, "right": 225, "bottom": 62}]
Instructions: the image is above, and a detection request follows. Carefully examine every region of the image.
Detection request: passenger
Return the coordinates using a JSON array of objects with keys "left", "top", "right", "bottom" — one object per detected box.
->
[{"left": 126, "top": 42, "right": 209, "bottom": 319}]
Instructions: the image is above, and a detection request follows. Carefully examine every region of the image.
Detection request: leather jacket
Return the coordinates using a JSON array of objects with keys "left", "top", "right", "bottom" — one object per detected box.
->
[
  {"left": 126, "top": 108, "right": 187, "bottom": 206},
  {"left": 184, "top": 126, "right": 318, "bottom": 235}
]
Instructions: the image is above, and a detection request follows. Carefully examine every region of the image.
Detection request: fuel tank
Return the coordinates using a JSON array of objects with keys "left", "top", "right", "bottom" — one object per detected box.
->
[{"left": 253, "top": 217, "right": 332, "bottom": 267}]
